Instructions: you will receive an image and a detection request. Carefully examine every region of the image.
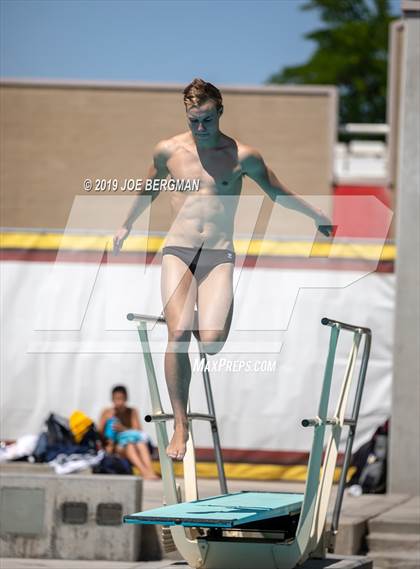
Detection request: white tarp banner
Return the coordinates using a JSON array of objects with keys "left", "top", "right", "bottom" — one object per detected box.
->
[{"left": 1, "top": 258, "right": 394, "bottom": 458}]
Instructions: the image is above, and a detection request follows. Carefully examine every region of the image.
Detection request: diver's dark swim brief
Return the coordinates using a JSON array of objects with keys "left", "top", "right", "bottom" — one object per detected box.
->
[{"left": 162, "top": 245, "right": 235, "bottom": 283}]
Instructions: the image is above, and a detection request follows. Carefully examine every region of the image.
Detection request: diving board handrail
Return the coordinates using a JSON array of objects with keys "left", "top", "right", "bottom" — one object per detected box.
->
[
  {"left": 294, "top": 322, "right": 340, "bottom": 553},
  {"left": 315, "top": 318, "right": 372, "bottom": 552},
  {"left": 127, "top": 312, "right": 166, "bottom": 323},
  {"left": 128, "top": 311, "right": 228, "bottom": 502},
  {"left": 145, "top": 412, "right": 217, "bottom": 423},
  {"left": 310, "top": 329, "right": 362, "bottom": 552},
  {"left": 328, "top": 326, "right": 372, "bottom": 552},
  {"left": 200, "top": 349, "right": 227, "bottom": 494},
  {"left": 297, "top": 318, "right": 372, "bottom": 560},
  {"left": 136, "top": 320, "right": 178, "bottom": 507},
  {"left": 321, "top": 317, "right": 371, "bottom": 334}
]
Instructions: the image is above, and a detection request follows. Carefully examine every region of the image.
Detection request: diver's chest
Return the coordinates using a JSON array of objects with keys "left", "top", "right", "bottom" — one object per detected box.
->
[
  {"left": 169, "top": 150, "right": 242, "bottom": 187},
  {"left": 171, "top": 162, "right": 242, "bottom": 193}
]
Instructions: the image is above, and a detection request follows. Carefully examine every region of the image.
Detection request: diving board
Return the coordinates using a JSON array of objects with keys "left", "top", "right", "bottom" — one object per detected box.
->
[
  {"left": 126, "top": 314, "right": 373, "bottom": 569},
  {"left": 124, "top": 491, "right": 304, "bottom": 528}
]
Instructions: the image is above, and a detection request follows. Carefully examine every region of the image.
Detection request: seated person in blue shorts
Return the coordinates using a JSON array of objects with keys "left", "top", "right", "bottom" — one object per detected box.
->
[{"left": 99, "top": 385, "right": 159, "bottom": 480}]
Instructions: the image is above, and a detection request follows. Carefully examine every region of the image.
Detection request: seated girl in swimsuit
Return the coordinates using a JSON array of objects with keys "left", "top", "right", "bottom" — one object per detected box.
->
[{"left": 99, "top": 384, "right": 159, "bottom": 480}]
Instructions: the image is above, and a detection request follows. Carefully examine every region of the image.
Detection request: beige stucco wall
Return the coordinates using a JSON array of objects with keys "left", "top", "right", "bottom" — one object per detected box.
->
[{"left": 1, "top": 81, "right": 336, "bottom": 234}]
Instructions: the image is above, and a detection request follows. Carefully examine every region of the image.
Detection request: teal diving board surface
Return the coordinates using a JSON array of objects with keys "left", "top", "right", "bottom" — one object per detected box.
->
[{"left": 124, "top": 491, "right": 304, "bottom": 528}]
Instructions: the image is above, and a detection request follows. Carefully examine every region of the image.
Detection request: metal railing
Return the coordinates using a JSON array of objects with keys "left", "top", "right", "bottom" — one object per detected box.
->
[{"left": 127, "top": 311, "right": 228, "bottom": 496}]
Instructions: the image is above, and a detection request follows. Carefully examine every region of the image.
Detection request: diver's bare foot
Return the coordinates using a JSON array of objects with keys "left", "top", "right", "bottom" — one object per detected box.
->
[{"left": 166, "top": 425, "right": 189, "bottom": 461}]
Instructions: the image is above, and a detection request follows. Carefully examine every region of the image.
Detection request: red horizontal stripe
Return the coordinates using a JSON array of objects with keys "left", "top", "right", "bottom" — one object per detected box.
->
[{"left": 195, "top": 447, "right": 346, "bottom": 466}]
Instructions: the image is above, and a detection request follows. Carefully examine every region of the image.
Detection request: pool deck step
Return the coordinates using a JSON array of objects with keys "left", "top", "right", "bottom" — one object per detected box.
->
[
  {"left": 368, "top": 550, "right": 420, "bottom": 569},
  {"left": 366, "top": 496, "right": 420, "bottom": 569}
]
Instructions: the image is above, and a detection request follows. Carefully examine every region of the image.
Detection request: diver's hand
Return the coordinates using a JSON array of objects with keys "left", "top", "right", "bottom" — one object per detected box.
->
[
  {"left": 113, "top": 226, "right": 130, "bottom": 254},
  {"left": 313, "top": 211, "right": 334, "bottom": 237}
]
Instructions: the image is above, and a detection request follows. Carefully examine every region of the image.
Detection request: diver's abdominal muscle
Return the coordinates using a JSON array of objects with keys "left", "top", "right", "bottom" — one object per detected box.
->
[
  {"left": 164, "top": 177, "right": 242, "bottom": 248},
  {"left": 166, "top": 202, "right": 234, "bottom": 249},
  {"left": 168, "top": 217, "right": 232, "bottom": 249}
]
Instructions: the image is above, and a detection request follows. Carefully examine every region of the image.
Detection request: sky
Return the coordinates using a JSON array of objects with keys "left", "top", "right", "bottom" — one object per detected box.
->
[{"left": 0, "top": 0, "right": 343, "bottom": 86}]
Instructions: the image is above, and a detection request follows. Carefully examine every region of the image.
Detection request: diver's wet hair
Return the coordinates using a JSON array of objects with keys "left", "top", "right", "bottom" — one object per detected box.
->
[{"left": 183, "top": 78, "right": 223, "bottom": 112}]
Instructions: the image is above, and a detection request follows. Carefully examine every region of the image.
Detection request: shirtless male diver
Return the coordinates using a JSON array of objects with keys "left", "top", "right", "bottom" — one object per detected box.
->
[{"left": 114, "top": 78, "right": 332, "bottom": 461}]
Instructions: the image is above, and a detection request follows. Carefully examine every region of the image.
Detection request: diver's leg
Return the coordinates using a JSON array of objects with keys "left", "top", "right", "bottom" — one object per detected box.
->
[
  {"left": 196, "top": 261, "right": 234, "bottom": 355},
  {"left": 161, "top": 252, "right": 197, "bottom": 460}
]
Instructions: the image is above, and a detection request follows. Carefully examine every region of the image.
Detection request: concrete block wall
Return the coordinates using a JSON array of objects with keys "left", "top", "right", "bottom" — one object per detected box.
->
[{"left": 0, "top": 473, "right": 142, "bottom": 561}]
